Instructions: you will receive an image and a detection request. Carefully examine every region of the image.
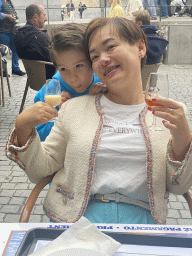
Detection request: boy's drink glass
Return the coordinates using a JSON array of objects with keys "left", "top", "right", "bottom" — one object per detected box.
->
[{"left": 45, "top": 79, "right": 61, "bottom": 122}]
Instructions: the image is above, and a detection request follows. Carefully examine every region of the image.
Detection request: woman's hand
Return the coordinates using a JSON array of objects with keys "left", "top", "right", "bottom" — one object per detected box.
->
[
  {"left": 89, "top": 82, "right": 108, "bottom": 95},
  {"left": 58, "top": 92, "right": 72, "bottom": 109},
  {"left": 148, "top": 97, "right": 192, "bottom": 161},
  {"left": 15, "top": 102, "right": 58, "bottom": 146}
]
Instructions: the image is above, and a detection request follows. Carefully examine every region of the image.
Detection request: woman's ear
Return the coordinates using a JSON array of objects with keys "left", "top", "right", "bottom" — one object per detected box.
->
[{"left": 138, "top": 40, "right": 146, "bottom": 58}]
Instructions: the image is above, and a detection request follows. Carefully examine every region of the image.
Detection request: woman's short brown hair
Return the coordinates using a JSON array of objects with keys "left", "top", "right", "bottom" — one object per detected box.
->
[
  {"left": 85, "top": 17, "right": 147, "bottom": 68},
  {"left": 50, "top": 23, "right": 86, "bottom": 68}
]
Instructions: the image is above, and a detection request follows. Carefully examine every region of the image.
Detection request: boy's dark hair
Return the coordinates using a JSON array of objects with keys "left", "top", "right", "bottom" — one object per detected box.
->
[
  {"left": 50, "top": 23, "right": 86, "bottom": 68},
  {"left": 85, "top": 17, "right": 147, "bottom": 68},
  {"left": 26, "top": 4, "right": 42, "bottom": 20},
  {"left": 132, "top": 10, "right": 151, "bottom": 25}
]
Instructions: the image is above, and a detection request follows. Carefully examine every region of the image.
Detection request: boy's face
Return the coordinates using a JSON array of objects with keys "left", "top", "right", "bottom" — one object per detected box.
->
[{"left": 55, "top": 49, "right": 94, "bottom": 93}]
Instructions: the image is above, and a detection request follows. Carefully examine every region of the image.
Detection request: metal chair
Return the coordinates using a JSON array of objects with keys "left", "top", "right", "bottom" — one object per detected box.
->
[
  {"left": 0, "top": 45, "right": 11, "bottom": 106},
  {"left": 141, "top": 63, "right": 161, "bottom": 91},
  {"left": 19, "top": 59, "right": 54, "bottom": 114},
  {"left": 19, "top": 173, "right": 192, "bottom": 222}
]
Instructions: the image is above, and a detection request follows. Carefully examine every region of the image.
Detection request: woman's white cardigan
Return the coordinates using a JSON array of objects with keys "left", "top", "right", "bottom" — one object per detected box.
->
[{"left": 6, "top": 94, "right": 192, "bottom": 224}]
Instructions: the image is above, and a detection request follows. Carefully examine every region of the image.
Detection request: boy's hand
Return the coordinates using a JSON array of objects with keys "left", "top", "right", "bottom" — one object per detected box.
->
[
  {"left": 89, "top": 82, "right": 108, "bottom": 95},
  {"left": 58, "top": 92, "right": 72, "bottom": 109}
]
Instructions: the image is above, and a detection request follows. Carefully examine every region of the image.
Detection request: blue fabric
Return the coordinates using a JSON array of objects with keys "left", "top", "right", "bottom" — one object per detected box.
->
[
  {"left": 0, "top": 32, "right": 20, "bottom": 71},
  {"left": 34, "top": 71, "right": 101, "bottom": 141},
  {"left": 84, "top": 199, "right": 155, "bottom": 224},
  {"left": 0, "top": 0, "right": 6, "bottom": 20},
  {"left": 140, "top": 25, "right": 169, "bottom": 64},
  {"left": 156, "top": 0, "right": 168, "bottom": 17},
  {"left": 142, "top": 0, "right": 157, "bottom": 18}
]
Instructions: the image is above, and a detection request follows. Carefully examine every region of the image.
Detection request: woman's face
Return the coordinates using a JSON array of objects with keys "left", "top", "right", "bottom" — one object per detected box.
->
[
  {"left": 89, "top": 25, "right": 146, "bottom": 90},
  {"left": 109, "top": 0, "right": 113, "bottom": 5}
]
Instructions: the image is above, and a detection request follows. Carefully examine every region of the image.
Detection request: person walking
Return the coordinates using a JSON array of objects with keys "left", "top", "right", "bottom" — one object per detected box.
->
[
  {"left": 66, "top": 2, "right": 70, "bottom": 17},
  {"left": 69, "top": 0, "right": 75, "bottom": 19},
  {"left": 78, "top": 1, "right": 86, "bottom": 19},
  {"left": 0, "top": 0, "right": 26, "bottom": 76}
]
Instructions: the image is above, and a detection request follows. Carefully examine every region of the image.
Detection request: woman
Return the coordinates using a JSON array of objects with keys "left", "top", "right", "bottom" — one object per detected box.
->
[
  {"left": 109, "top": 0, "right": 124, "bottom": 18},
  {"left": 6, "top": 18, "right": 192, "bottom": 224}
]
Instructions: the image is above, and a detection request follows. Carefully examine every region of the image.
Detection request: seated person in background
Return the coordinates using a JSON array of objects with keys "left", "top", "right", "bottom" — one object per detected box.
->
[
  {"left": 6, "top": 17, "right": 192, "bottom": 224},
  {"left": 109, "top": 0, "right": 124, "bottom": 17},
  {"left": 34, "top": 23, "right": 104, "bottom": 142},
  {"left": 130, "top": 10, "right": 169, "bottom": 64},
  {"left": 14, "top": 3, "right": 56, "bottom": 79}
]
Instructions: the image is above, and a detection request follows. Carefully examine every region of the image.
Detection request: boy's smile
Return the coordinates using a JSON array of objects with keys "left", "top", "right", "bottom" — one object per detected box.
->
[{"left": 55, "top": 49, "right": 94, "bottom": 93}]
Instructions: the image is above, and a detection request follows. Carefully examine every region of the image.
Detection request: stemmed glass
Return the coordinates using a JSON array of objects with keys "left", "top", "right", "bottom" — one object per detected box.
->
[
  {"left": 44, "top": 79, "right": 61, "bottom": 122},
  {"left": 145, "top": 73, "right": 169, "bottom": 131}
]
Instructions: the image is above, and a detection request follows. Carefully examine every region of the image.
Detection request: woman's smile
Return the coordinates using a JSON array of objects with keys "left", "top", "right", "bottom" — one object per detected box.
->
[{"left": 104, "top": 65, "right": 120, "bottom": 76}]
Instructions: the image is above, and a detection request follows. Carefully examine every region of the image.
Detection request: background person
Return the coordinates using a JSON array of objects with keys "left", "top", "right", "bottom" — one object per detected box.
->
[
  {"left": 130, "top": 10, "right": 169, "bottom": 64},
  {"left": 66, "top": 1, "right": 70, "bottom": 17},
  {"left": 0, "top": 0, "right": 26, "bottom": 76},
  {"left": 69, "top": 0, "right": 75, "bottom": 19},
  {"left": 14, "top": 3, "right": 56, "bottom": 79},
  {"left": 109, "top": 0, "right": 124, "bottom": 17},
  {"left": 6, "top": 17, "right": 192, "bottom": 224},
  {"left": 78, "top": 1, "right": 86, "bottom": 19}
]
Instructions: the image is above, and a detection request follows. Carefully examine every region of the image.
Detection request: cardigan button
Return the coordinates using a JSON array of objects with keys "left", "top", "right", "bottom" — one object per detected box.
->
[{"left": 63, "top": 197, "right": 67, "bottom": 205}]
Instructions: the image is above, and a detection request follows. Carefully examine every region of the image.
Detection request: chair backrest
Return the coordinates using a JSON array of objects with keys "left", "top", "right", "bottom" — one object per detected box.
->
[
  {"left": 21, "top": 59, "right": 53, "bottom": 91},
  {"left": 141, "top": 63, "right": 161, "bottom": 91}
]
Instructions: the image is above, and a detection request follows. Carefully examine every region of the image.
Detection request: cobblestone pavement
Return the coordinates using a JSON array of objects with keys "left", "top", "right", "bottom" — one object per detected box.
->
[{"left": 0, "top": 58, "right": 192, "bottom": 224}]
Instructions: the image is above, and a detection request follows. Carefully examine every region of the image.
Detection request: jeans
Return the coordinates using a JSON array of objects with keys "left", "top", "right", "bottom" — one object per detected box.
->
[
  {"left": 0, "top": 32, "right": 20, "bottom": 71},
  {"left": 142, "top": 0, "right": 157, "bottom": 18},
  {"left": 156, "top": 0, "right": 168, "bottom": 16},
  {"left": 84, "top": 198, "right": 155, "bottom": 224}
]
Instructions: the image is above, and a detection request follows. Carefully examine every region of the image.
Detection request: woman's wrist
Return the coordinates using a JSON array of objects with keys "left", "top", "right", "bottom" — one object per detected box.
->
[
  {"left": 15, "top": 115, "right": 34, "bottom": 147},
  {"left": 172, "top": 134, "right": 192, "bottom": 162}
]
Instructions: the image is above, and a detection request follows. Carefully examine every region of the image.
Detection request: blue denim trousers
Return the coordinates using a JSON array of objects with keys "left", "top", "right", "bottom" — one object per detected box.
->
[
  {"left": 0, "top": 32, "right": 20, "bottom": 71},
  {"left": 156, "top": 0, "right": 168, "bottom": 17},
  {"left": 142, "top": 0, "right": 157, "bottom": 18},
  {"left": 84, "top": 198, "right": 155, "bottom": 224}
]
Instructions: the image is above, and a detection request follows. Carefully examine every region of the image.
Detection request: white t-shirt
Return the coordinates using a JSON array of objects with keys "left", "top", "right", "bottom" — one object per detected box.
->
[{"left": 91, "top": 95, "right": 149, "bottom": 203}]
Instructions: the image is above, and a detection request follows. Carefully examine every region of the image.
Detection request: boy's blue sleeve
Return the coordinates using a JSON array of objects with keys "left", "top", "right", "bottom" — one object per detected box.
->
[
  {"left": 36, "top": 122, "right": 54, "bottom": 142},
  {"left": 34, "top": 84, "right": 46, "bottom": 103}
]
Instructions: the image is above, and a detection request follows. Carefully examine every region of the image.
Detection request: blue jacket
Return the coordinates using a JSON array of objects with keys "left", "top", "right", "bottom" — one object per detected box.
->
[
  {"left": 140, "top": 25, "right": 169, "bottom": 64},
  {"left": 34, "top": 71, "right": 100, "bottom": 141}
]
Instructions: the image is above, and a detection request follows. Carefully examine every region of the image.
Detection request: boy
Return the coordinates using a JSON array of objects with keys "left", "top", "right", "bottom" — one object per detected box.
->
[{"left": 34, "top": 23, "right": 105, "bottom": 141}]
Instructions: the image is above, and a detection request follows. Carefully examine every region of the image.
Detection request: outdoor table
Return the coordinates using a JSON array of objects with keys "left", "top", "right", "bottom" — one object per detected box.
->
[{"left": 1, "top": 223, "right": 192, "bottom": 256}]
